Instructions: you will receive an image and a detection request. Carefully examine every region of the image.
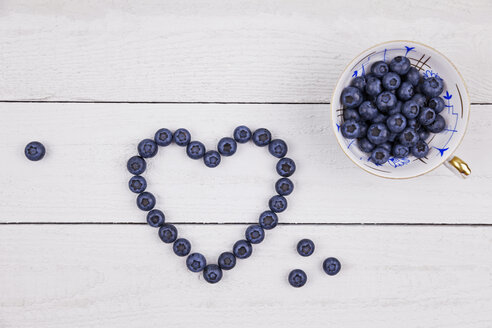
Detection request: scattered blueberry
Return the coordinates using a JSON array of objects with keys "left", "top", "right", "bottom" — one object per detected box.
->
[
  {"left": 269, "top": 195, "right": 287, "bottom": 213},
  {"left": 173, "top": 128, "right": 191, "bottom": 146},
  {"left": 370, "top": 146, "right": 390, "bottom": 165},
  {"left": 406, "top": 67, "right": 420, "bottom": 86},
  {"left": 392, "top": 144, "right": 410, "bottom": 158},
  {"left": 426, "top": 114, "right": 446, "bottom": 133},
  {"left": 159, "top": 224, "right": 178, "bottom": 243},
  {"left": 288, "top": 269, "right": 307, "bottom": 288},
  {"left": 138, "top": 139, "right": 158, "bottom": 158},
  {"left": 252, "top": 128, "right": 272, "bottom": 147},
  {"left": 245, "top": 225, "right": 265, "bottom": 244},
  {"left": 218, "top": 137, "right": 237, "bottom": 156},
  {"left": 343, "top": 108, "right": 360, "bottom": 121},
  {"left": 276, "top": 158, "right": 296, "bottom": 177},
  {"left": 173, "top": 238, "right": 191, "bottom": 257},
  {"left": 358, "top": 138, "right": 375, "bottom": 153},
  {"left": 411, "top": 140, "right": 429, "bottom": 158},
  {"left": 365, "top": 75, "right": 383, "bottom": 97},
  {"left": 397, "top": 81, "right": 415, "bottom": 101},
  {"left": 275, "top": 177, "right": 294, "bottom": 196},
  {"left": 350, "top": 76, "right": 366, "bottom": 91},
  {"left": 412, "top": 93, "right": 427, "bottom": 108},
  {"left": 136, "top": 192, "right": 156, "bottom": 211},
  {"left": 340, "top": 86, "right": 364, "bottom": 108},
  {"left": 128, "top": 176, "right": 147, "bottom": 193},
  {"left": 203, "top": 264, "right": 223, "bottom": 284},
  {"left": 367, "top": 123, "right": 389, "bottom": 145},
  {"left": 386, "top": 113, "right": 407, "bottom": 133},
  {"left": 358, "top": 101, "right": 378, "bottom": 121},
  {"left": 296, "top": 239, "right": 315, "bottom": 257},
  {"left": 418, "top": 107, "right": 436, "bottom": 126},
  {"left": 376, "top": 91, "right": 397, "bottom": 112},
  {"left": 341, "top": 119, "right": 362, "bottom": 139},
  {"left": 371, "top": 61, "right": 389, "bottom": 78},
  {"left": 218, "top": 252, "right": 236, "bottom": 270},
  {"left": 233, "top": 240, "right": 253, "bottom": 259},
  {"left": 421, "top": 76, "right": 444, "bottom": 98},
  {"left": 399, "top": 128, "right": 420, "bottom": 147},
  {"left": 203, "top": 150, "right": 221, "bottom": 168},
  {"left": 186, "top": 253, "right": 206, "bottom": 272},
  {"left": 233, "top": 125, "right": 252, "bottom": 143},
  {"left": 268, "top": 139, "right": 288, "bottom": 158},
  {"left": 323, "top": 257, "right": 341, "bottom": 276},
  {"left": 24, "top": 141, "right": 46, "bottom": 161},
  {"left": 428, "top": 97, "right": 445, "bottom": 113},
  {"left": 186, "top": 141, "right": 206, "bottom": 159},
  {"left": 147, "top": 209, "right": 165, "bottom": 227},
  {"left": 127, "top": 156, "right": 146, "bottom": 175},
  {"left": 382, "top": 72, "right": 401, "bottom": 91},
  {"left": 258, "top": 211, "right": 279, "bottom": 230},
  {"left": 389, "top": 56, "right": 411, "bottom": 75},
  {"left": 402, "top": 100, "right": 420, "bottom": 119},
  {"left": 154, "top": 128, "right": 173, "bottom": 146}
]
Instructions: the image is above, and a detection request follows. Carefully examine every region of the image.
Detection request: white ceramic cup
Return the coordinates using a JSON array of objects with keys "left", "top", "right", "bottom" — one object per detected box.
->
[{"left": 331, "top": 40, "right": 471, "bottom": 179}]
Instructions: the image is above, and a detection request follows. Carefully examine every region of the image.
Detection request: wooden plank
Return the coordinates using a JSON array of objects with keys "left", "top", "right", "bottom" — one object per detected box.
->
[
  {"left": 0, "top": 0, "right": 491, "bottom": 103},
  {"left": 0, "top": 224, "right": 491, "bottom": 327},
  {"left": 0, "top": 103, "right": 490, "bottom": 224}
]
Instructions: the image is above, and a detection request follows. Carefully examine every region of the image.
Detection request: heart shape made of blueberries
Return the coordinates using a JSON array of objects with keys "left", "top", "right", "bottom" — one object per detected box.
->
[{"left": 127, "top": 126, "right": 296, "bottom": 284}]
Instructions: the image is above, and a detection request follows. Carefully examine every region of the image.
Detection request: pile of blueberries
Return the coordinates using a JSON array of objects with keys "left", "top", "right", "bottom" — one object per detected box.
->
[
  {"left": 127, "top": 126, "right": 297, "bottom": 284},
  {"left": 340, "top": 56, "right": 447, "bottom": 165}
]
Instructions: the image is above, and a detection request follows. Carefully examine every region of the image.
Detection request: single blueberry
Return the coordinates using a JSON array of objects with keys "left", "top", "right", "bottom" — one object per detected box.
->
[
  {"left": 138, "top": 139, "right": 158, "bottom": 158},
  {"left": 386, "top": 113, "right": 407, "bottom": 133},
  {"left": 288, "top": 269, "right": 307, "bottom": 288},
  {"left": 186, "top": 141, "right": 206, "bottom": 159},
  {"left": 276, "top": 158, "right": 296, "bottom": 177},
  {"left": 392, "top": 144, "right": 410, "bottom": 158},
  {"left": 411, "top": 140, "right": 429, "bottom": 158},
  {"left": 173, "top": 128, "right": 191, "bottom": 147},
  {"left": 269, "top": 195, "right": 287, "bottom": 213},
  {"left": 275, "top": 177, "right": 294, "bottom": 196},
  {"left": 268, "top": 139, "right": 288, "bottom": 158},
  {"left": 127, "top": 156, "right": 146, "bottom": 175},
  {"left": 218, "top": 137, "right": 237, "bottom": 156},
  {"left": 418, "top": 107, "right": 436, "bottom": 126},
  {"left": 421, "top": 76, "right": 444, "bottom": 98},
  {"left": 128, "top": 176, "right": 147, "bottom": 194},
  {"left": 358, "top": 138, "right": 375, "bottom": 153},
  {"left": 233, "top": 125, "right": 252, "bottom": 143},
  {"left": 340, "top": 86, "right": 363, "bottom": 109},
  {"left": 158, "top": 224, "right": 178, "bottom": 243},
  {"left": 399, "top": 128, "right": 420, "bottom": 147},
  {"left": 203, "top": 264, "right": 223, "bottom": 284},
  {"left": 359, "top": 122, "right": 368, "bottom": 138},
  {"left": 233, "top": 240, "right": 253, "bottom": 259},
  {"left": 428, "top": 97, "right": 445, "bottom": 113},
  {"left": 365, "top": 75, "right": 383, "bottom": 97},
  {"left": 186, "top": 253, "right": 206, "bottom": 272},
  {"left": 426, "top": 114, "right": 446, "bottom": 133},
  {"left": 340, "top": 119, "right": 361, "bottom": 139},
  {"left": 382, "top": 72, "right": 401, "bottom": 91},
  {"left": 376, "top": 91, "right": 397, "bottom": 113},
  {"left": 24, "top": 141, "right": 46, "bottom": 161},
  {"left": 218, "top": 252, "right": 236, "bottom": 270},
  {"left": 245, "top": 225, "right": 265, "bottom": 244},
  {"left": 389, "top": 56, "right": 411, "bottom": 75},
  {"left": 370, "top": 147, "right": 390, "bottom": 165},
  {"left": 397, "top": 81, "right": 415, "bottom": 101},
  {"left": 323, "top": 257, "right": 341, "bottom": 276},
  {"left": 203, "top": 150, "right": 221, "bottom": 168},
  {"left": 154, "top": 128, "right": 173, "bottom": 147},
  {"left": 147, "top": 209, "right": 165, "bottom": 227},
  {"left": 371, "top": 61, "right": 389, "bottom": 78},
  {"left": 412, "top": 93, "right": 427, "bottom": 108},
  {"left": 136, "top": 192, "right": 156, "bottom": 211},
  {"left": 379, "top": 142, "right": 392, "bottom": 152},
  {"left": 296, "top": 239, "right": 315, "bottom": 257},
  {"left": 343, "top": 108, "right": 360, "bottom": 121},
  {"left": 407, "top": 118, "right": 420, "bottom": 131},
  {"left": 402, "top": 100, "right": 420, "bottom": 119},
  {"left": 350, "top": 76, "right": 366, "bottom": 91},
  {"left": 252, "top": 128, "right": 272, "bottom": 147},
  {"left": 388, "top": 132, "right": 398, "bottom": 143},
  {"left": 372, "top": 113, "right": 388, "bottom": 124},
  {"left": 173, "top": 238, "right": 191, "bottom": 257},
  {"left": 358, "top": 101, "right": 378, "bottom": 121},
  {"left": 258, "top": 211, "right": 279, "bottom": 230},
  {"left": 406, "top": 67, "right": 421, "bottom": 86},
  {"left": 418, "top": 127, "right": 430, "bottom": 141},
  {"left": 388, "top": 101, "right": 403, "bottom": 115},
  {"left": 367, "top": 123, "right": 390, "bottom": 145}
]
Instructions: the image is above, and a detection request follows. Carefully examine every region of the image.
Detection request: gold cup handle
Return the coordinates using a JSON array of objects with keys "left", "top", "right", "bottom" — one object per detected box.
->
[{"left": 444, "top": 156, "right": 471, "bottom": 178}]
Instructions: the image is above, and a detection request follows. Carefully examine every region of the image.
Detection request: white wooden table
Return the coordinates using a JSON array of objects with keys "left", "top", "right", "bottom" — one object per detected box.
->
[{"left": 1, "top": 1, "right": 491, "bottom": 327}]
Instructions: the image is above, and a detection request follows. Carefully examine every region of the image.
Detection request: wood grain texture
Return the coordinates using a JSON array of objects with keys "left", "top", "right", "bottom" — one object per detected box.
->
[
  {"left": 1, "top": 225, "right": 491, "bottom": 328},
  {"left": 0, "top": 103, "right": 490, "bottom": 224},
  {"left": 0, "top": 0, "right": 491, "bottom": 103}
]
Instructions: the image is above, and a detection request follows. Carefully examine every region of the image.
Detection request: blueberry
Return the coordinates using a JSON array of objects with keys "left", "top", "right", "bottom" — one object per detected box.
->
[
  {"left": 341, "top": 119, "right": 361, "bottom": 139},
  {"left": 426, "top": 114, "right": 446, "bottom": 133},
  {"left": 127, "top": 156, "right": 146, "bottom": 175},
  {"left": 358, "top": 138, "right": 375, "bottom": 153},
  {"left": 392, "top": 144, "right": 410, "bottom": 158},
  {"left": 154, "top": 128, "right": 173, "bottom": 146},
  {"left": 367, "top": 123, "right": 389, "bottom": 145},
  {"left": 402, "top": 100, "right": 420, "bottom": 119},
  {"left": 173, "top": 128, "right": 191, "bottom": 146},
  {"left": 218, "top": 252, "right": 236, "bottom": 270},
  {"left": 371, "top": 61, "right": 389, "bottom": 78},
  {"left": 268, "top": 139, "right": 288, "bottom": 158},
  {"left": 233, "top": 125, "right": 252, "bottom": 143},
  {"left": 418, "top": 107, "right": 436, "bottom": 126},
  {"left": 288, "top": 269, "right": 307, "bottom": 288},
  {"left": 350, "top": 76, "right": 366, "bottom": 91},
  {"left": 421, "top": 76, "right": 444, "bottom": 98},
  {"left": 269, "top": 195, "right": 287, "bottom": 213},
  {"left": 323, "top": 257, "right": 341, "bottom": 276},
  {"left": 365, "top": 75, "right": 383, "bottom": 97},
  {"left": 343, "top": 108, "right": 360, "bottom": 121},
  {"left": 406, "top": 67, "right": 420, "bottom": 86},
  {"left": 258, "top": 211, "right": 278, "bottom": 230},
  {"left": 203, "top": 150, "right": 221, "bottom": 168},
  {"left": 136, "top": 192, "right": 156, "bottom": 211},
  {"left": 203, "top": 264, "right": 223, "bottom": 284},
  {"left": 386, "top": 113, "right": 407, "bottom": 133},
  {"left": 428, "top": 97, "right": 445, "bottom": 113},
  {"left": 370, "top": 147, "right": 390, "bottom": 165},
  {"left": 411, "top": 140, "right": 429, "bottom": 158},
  {"left": 252, "top": 128, "right": 272, "bottom": 146},
  {"left": 359, "top": 122, "right": 368, "bottom": 138},
  {"left": 412, "top": 93, "right": 427, "bottom": 108},
  {"left": 24, "top": 141, "right": 46, "bottom": 161},
  {"left": 146, "top": 209, "right": 165, "bottom": 227},
  {"left": 245, "top": 225, "right": 265, "bottom": 244},
  {"left": 158, "top": 224, "right": 178, "bottom": 243},
  {"left": 407, "top": 119, "right": 419, "bottom": 130},
  {"left": 418, "top": 128, "right": 430, "bottom": 141},
  {"left": 218, "top": 137, "right": 237, "bottom": 156},
  {"left": 388, "top": 132, "right": 398, "bottom": 143},
  {"left": 340, "top": 86, "right": 363, "bottom": 109},
  {"left": 186, "top": 253, "right": 206, "bottom": 272},
  {"left": 376, "top": 91, "right": 397, "bottom": 113},
  {"left": 397, "top": 81, "right": 415, "bottom": 101},
  {"left": 233, "top": 240, "right": 253, "bottom": 259},
  {"left": 382, "top": 72, "right": 401, "bottom": 91},
  {"left": 129, "top": 176, "right": 147, "bottom": 193},
  {"left": 186, "top": 141, "right": 206, "bottom": 159},
  {"left": 358, "top": 101, "right": 378, "bottom": 121},
  {"left": 388, "top": 101, "right": 403, "bottom": 115},
  {"left": 372, "top": 113, "right": 388, "bottom": 124},
  {"left": 296, "top": 239, "right": 315, "bottom": 257},
  {"left": 276, "top": 158, "right": 296, "bottom": 177},
  {"left": 379, "top": 142, "right": 392, "bottom": 152},
  {"left": 389, "top": 56, "right": 411, "bottom": 75},
  {"left": 138, "top": 139, "right": 158, "bottom": 158},
  {"left": 399, "top": 128, "right": 420, "bottom": 147},
  {"left": 173, "top": 238, "right": 191, "bottom": 257},
  {"left": 275, "top": 177, "right": 294, "bottom": 196}
]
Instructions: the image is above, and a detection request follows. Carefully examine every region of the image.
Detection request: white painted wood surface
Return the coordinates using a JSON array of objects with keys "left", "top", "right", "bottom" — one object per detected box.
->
[{"left": 1, "top": 0, "right": 491, "bottom": 327}]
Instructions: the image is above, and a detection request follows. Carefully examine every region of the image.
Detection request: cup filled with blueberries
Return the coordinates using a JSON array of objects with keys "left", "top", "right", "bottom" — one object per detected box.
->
[{"left": 331, "top": 40, "right": 471, "bottom": 178}]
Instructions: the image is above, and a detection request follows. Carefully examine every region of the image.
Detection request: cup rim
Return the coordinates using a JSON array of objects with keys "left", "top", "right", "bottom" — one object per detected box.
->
[{"left": 330, "top": 40, "right": 471, "bottom": 179}]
